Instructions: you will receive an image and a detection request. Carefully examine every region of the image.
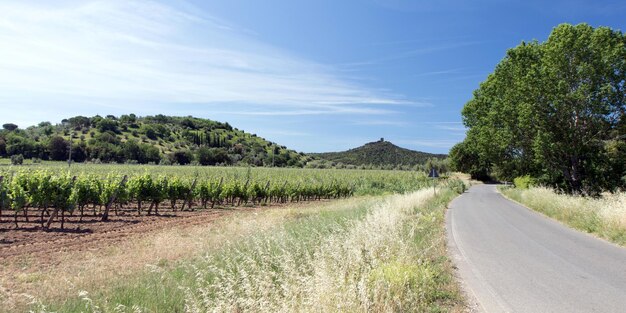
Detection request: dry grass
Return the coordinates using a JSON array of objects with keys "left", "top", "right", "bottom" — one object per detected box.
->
[
  {"left": 9, "top": 187, "right": 465, "bottom": 312},
  {"left": 501, "top": 187, "right": 626, "bottom": 246},
  {"left": 183, "top": 188, "right": 463, "bottom": 312},
  {"left": 0, "top": 198, "right": 376, "bottom": 312}
]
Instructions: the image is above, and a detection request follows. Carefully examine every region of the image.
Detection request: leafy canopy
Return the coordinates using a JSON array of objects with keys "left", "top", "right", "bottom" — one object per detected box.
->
[{"left": 451, "top": 23, "right": 626, "bottom": 194}]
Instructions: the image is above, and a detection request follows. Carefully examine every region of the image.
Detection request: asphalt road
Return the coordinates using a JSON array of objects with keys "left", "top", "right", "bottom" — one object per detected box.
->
[{"left": 446, "top": 184, "right": 626, "bottom": 313}]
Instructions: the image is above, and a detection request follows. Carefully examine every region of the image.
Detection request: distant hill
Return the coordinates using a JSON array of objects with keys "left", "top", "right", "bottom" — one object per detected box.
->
[
  {"left": 0, "top": 114, "right": 310, "bottom": 166},
  {"left": 311, "top": 139, "right": 446, "bottom": 167}
]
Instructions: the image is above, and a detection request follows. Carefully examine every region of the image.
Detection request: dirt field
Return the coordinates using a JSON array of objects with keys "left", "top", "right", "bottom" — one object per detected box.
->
[
  {"left": 0, "top": 201, "right": 314, "bottom": 312},
  {"left": 0, "top": 206, "right": 235, "bottom": 262}
]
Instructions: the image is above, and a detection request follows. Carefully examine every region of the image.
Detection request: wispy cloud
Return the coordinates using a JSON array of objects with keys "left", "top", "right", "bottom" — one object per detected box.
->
[
  {"left": 425, "top": 121, "right": 464, "bottom": 125},
  {"left": 0, "top": 0, "right": 410, "bottom": 118},
  {"left": 212, "top": 105, "right": 397, "bottom": 116},
  {"left": 434, "top": 125, "right": 467, "bottom": 132},
  {"left": 337, "top": 41, "right": 482, "bottom": 69},
  {"left": 413, "top": 68, "right": 465, "bottom": 77},
  {"left": 352, "top": 120, "right": 408, "bottom": 127}
]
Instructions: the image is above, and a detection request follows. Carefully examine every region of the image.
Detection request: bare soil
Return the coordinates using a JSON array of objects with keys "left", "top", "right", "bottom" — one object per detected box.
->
[{"left": 0, "top": 203, "right": 261, "bottom": 263}]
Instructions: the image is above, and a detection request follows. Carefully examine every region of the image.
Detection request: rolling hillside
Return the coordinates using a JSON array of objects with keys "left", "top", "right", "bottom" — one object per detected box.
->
[
  {"left": 311, "top": 139, "right": 446, "bottom": 167},
  {"left": 0, "top": 114, "right": 309, "bottom": 166}
]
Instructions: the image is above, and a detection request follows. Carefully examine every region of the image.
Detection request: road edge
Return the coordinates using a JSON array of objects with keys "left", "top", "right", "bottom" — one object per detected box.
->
[
  {"left": 495, "top": 186, "right": 626, "bottom": 250},
  {"left": 444, "top": 193, "right": 485, "bottom": 313}
]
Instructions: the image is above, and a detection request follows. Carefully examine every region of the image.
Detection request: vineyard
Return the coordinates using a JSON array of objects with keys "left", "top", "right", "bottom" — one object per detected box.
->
[{"left": 0, "top": 164, "right": 433, "bottom": 231}]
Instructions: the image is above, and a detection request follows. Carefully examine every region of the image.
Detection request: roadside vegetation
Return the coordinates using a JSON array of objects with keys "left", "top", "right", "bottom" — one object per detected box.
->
[
  {"left": 13, "top": 181, "right": 466, "bottom": 313},
  {"left": 501, "top": 186, "right": 626, "bottom": 246}
]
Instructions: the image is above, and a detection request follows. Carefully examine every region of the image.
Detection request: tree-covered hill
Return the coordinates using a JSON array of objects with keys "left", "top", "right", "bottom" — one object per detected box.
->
[
  {"left": 310, "top": 139, "right": 447, "bottom": 168},
  {"left": 0, "top": 114, "right": 311, "bottom": 167}
]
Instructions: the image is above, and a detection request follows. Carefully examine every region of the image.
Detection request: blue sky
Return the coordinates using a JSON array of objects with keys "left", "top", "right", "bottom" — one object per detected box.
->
[{"left": 0, "top": 0, "right": 624, "bottom": 153}]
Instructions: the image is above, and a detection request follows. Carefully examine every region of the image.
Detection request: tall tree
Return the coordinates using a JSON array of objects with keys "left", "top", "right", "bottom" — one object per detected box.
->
[
  {"left": 48, "top": 136, "right": 69, "bottom": 161},
  {"left": 2, "top": 123, "right": 18, "bottom": 131},
  {"left": 457, "top": 23, "right": 626, "bottom": 193}
]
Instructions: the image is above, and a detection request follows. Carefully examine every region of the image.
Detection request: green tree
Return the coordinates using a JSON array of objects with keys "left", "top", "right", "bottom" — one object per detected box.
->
[
  {"left": 170, "top": 149, "right": 193, "bottom": 165},
  {"left": 48, "top": 136, "right": 69, "bottom": 161},
  {"left": 449, "top": 141, "right": 490, "bottom": 181},
  {"left": 196, "top": 147, "right": 230, "bottom": 165},
  {"left": 97, "top": 119, "right": 119, "bottom": 133},
  {"left": 71, "top": 142, "right": 88, "bottom": 162},
  {"left": 10, "top": 154, "right": 23, "bottom": 165},
  {"left": 67, "top": 116, "right": 91, "bottom": 130},
  {"left": 5, "top": 134, "right": 38, "bottom": 158},
  {"left": 458, "top": 23, "right": 626, "bottom": 193},
  {"left": 0, "top": 137, "right": 6, "bottom": 157},
  {"left": 2, "top": 123, "right": 18, "bottom": 131},
  {"left": 141, "top": 144, "right": 161, "bottom": 164},
  {"left": 120, "top": 140, "right": 143, "bottom": 162}
]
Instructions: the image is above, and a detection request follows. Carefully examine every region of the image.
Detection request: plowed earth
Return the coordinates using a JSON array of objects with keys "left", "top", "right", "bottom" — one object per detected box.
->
[{"left": 0, "top": 202, "right": 266, "bottom": 263}]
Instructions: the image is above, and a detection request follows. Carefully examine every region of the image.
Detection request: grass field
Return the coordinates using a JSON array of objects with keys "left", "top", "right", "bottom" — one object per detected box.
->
[
  {"left": 31, "top": 188, "right": 461, "bottom": 313},
  {"left": 500, "top": 186, "right": 626, "bottom": 246},
  {"left": 1, "top": 163, "right": 466, "bottom": 312}
]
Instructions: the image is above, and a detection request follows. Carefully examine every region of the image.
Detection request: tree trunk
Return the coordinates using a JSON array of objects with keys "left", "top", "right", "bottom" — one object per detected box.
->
[
  {"left": 102, "top": 176, "right": 128, "bottom": 222},
  {"left": 181, "top": 177, "right": 198, "bottom": 211}
]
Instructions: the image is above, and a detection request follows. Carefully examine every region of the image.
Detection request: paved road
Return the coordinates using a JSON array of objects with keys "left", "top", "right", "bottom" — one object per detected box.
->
[{"left": 446, "top": 184, "right": 626, "bottom": 313}]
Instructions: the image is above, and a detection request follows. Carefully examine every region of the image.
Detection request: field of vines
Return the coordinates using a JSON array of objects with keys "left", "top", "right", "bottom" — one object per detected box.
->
[{"left": 0, "top": 163, "right": 434, "bottom": 230}]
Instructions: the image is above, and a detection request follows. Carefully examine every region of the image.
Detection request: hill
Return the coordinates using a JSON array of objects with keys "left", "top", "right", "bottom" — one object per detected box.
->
[
  {"left": 311, "top": 139, "right": 446, "bottom": 167},
  {"left": 0, "top": 114, "right": 310, "bottom": 167}
]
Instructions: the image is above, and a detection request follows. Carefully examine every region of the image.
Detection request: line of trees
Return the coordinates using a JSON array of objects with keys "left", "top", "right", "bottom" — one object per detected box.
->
[{"left": 450, "top": 23, "right": 625, "bottom": 194}]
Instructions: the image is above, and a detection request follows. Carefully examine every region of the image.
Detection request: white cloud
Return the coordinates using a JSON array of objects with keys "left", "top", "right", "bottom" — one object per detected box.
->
[
  {"left": 435, "top": 125, "right": 467, "bottom": 132},
  {"left": 352, "top": 120, "right": 408, "bottom": 127},
  {"left": 213, "top": 106, "right": 397, "bottom": 116},
  {"left": 0, "top": 0, "right": 408, "bottom": 117},
  {"left": 413, "top": 68, "right": 464, "bottom": 77}
]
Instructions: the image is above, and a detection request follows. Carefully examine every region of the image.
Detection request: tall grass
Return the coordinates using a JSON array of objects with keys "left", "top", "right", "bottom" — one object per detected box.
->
[
  {"left": 501, "top": 187, "right": 626, "bottom": 246},
  {"left": 184, "top": 188, "right": 460, "bottom": 312},
  {"left": 39, "top": 187, "right": 463, "bottom": 313}
]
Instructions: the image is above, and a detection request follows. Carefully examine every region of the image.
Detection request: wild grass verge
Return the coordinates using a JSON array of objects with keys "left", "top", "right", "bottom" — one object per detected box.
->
[
  {"left": 500, "top": 186, "right": 626, "bottom": 246},
  {"left": 34, "top": 187, "right": 464, "bottom": 313}
]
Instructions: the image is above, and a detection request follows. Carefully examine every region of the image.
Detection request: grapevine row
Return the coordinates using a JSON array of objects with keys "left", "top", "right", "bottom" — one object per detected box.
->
[{"left": 0, "top": 170, "right": 354, "bottom": 229}]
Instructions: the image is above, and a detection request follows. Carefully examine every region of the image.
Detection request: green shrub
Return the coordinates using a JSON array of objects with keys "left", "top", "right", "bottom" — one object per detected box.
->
[
  {"left": 10, "top": 154, "right": 24, "bottom": 165},
  {"left": 513, "top": 175, "right": 535, "bottom": 189},
  {"left": 445, "top": 179, "right": 466, "bottom": 194}
]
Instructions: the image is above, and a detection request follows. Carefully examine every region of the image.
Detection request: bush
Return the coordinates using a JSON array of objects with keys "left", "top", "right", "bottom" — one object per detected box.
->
[
  {"left": 445, "top": 179, "right": 466, "bottom": 194},
  {"left": 89, "top": 158, "right": 103, "bottom": 164},
  {"left": 159, "top": 157, "right": 172, "bottom": 166},
  {"left": 170, "top": 149, "right": 193, "bottom": 165},
  {"left": 10, "top": 154, "right": 24, "bottom": 165},
  {"left": 513, "top": 175, "right": 535, "bottom": 189}
]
